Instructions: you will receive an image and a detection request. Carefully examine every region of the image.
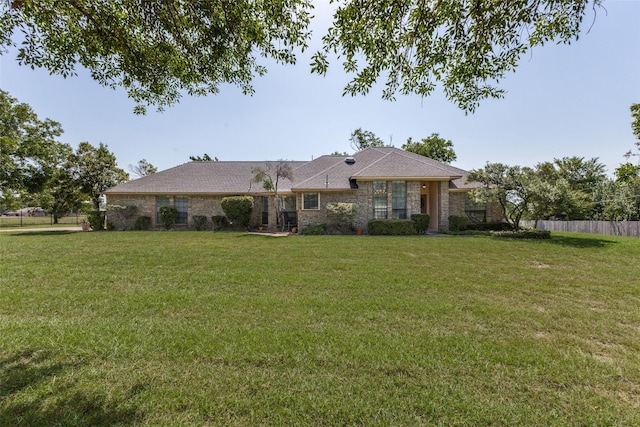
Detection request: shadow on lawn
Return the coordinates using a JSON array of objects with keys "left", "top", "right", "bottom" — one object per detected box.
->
[
  {"left": 5, "top": 230, "right": 79, "bottom": 237},
  {"left": 548, "top": 234, "right": 618, "bottom": 248},
  {"left": 1, "top": 350, "right": 144, "bottom": 426}
]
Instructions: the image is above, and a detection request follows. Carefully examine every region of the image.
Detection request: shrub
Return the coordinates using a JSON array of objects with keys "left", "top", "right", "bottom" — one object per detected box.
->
[
  {"left": 467, "top": 222, "right": 512, "bottom": 232},
  {"left": 212, "top": 215, "right": 228, "bottom": 231},
  {"left": 449, "top": 215, "right": 469, "bottom": 232},
  {"left": 411, "top": 214, "right": 430, "bottom": 234},
  {"left": 106, "top": 204, "right": 139, "bottom": 230},
  {"left": 367, "top": 219, "right": 417, "bottom": 235},
  {"left": 326, "top": 202, "right": 358, "bottom": 234},
  {"left": 159, "top": 205, "right": 178, "bottom": 230},
  {"left": 221, "top": 196, "right": 254, "bottom": 229},
  {"left": 301, "top": 224, "right": 326, "bottom": 235},
  {"left": 87, "top": 211, "right": 105, "bottom": 230},
  {"left": 492, "top": 229, "right": 551, "bottom": 239},
  {"left": 192, "top": 215, "right": 208, "bottom": 231},
  {"left": 134, "top": 216, "right": 151, "bottom": 230}
]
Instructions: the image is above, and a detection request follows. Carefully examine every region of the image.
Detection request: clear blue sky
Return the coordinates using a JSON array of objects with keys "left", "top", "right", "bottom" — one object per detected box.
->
[{"left": 1, "top": 1, "right": 639, "bottom": 176}]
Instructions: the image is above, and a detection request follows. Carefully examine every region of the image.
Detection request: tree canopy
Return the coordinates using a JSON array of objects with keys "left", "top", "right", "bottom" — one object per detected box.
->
[
  {"left": 0, "top": 89, "right": 67, "bottom": 196},
  {"left": 71, "top": 142, "right": 129, "bottom": 210},
  {"left": 130, "top": 159, "right": 158, "bottom": 177},
  {"left": 349, "top": 128, "right": 385, "bottom": 151},
  {"left": 0, "top": 1, "right": 604, "bottom": 112},
  {"left": 402, "top": 133, "right": 457, "bottom": 164}
]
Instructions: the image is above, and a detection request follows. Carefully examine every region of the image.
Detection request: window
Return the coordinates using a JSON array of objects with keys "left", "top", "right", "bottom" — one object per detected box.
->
[
  {"left": 261, "top": 196, "right": 269, "bottom": 225},
  {"left": 302, "top": 192, "right": 319, "bottom": 210},
  {"left": 465, "top": 193, "right": 486, "bottom": 222},
  {"left": 282, "top": 195, "right": 296, "bottom": 212},
  {"left": 156, "top": 196, "right": 170, "bottom": 224},
  {"left": 373, "top": 181, "right": 388, "bottom": 219},
  {"left": 391, "top": 181, "right": 407, "bottom": 219},
  {"left": 174, "top": 196, "right": 188, "bottom": 224}
]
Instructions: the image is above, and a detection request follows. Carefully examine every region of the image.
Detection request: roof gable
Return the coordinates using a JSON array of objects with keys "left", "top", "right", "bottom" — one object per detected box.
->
[{"left": 105, "top": 147, "right": 476, "bottom": 195}]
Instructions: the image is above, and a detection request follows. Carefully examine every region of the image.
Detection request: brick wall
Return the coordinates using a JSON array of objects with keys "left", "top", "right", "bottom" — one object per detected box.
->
[{"left": 107, "top": 194, "right": 266, "bottom": 230}]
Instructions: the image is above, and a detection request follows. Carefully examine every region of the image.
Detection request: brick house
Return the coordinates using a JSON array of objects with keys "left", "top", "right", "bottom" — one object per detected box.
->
[{"left": 104, "top": 147, "right": 501, "bottom": 232}]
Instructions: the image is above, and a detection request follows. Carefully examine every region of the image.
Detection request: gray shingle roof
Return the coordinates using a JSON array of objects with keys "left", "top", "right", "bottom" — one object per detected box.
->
[
  {"left": 292, "top": 147, "right": 465, "bottom": 190},
  {"left": 104, "top": 147, "right": 477, "bottom": 195},
  {"left": 104, "top": 161, "right": 305, "bottom": 195}
]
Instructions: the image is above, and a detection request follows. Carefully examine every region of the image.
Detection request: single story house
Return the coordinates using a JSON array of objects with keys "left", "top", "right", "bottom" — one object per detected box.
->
[{"left": 104, "top": 147, "right": 501, "bottom": 231}]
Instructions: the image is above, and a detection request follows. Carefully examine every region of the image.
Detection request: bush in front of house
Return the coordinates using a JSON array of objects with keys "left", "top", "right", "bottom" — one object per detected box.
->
[
  {"left": 367, "top": 219, "right": 417, "bottom": 235},
  {"left": 326, "top": 202, "right": 358, "bottom": 234},
  {"left": 134, "top": 216, "right": 151, "bottom": 230},
  {"left": 492, "top": 229, "right": 551, "bottom": 239},
  {"left": 448, "top": 216, "right": 512, "bottom": 233},
  {"left": 221, "top": 196, "right": 254, "bottom": 230},
  {"left": 448, "top": 215, "right": 469, "bottom": 232},
  {"left": 467, "top": 222, "right": 512, "bottom": 232},
  {"left": 106, "top": 204, "right": 139, "bottom": 230},
  {"left": 159, "top": 205, "right": 178, "bottom": 230},
  {"left": 87, "top": 211, "right": 105, "bottom": 230},
  {"left": 211, "top": 215, "right": 228, "bottom": 231},
  {"left": 192, "top": 215, "right": 208, "bottom": 231},
  {"left": 300, "top": 224, "right": 326, "bottom": 235},
  {"left": 411, "top": 214, "right": 430, "bottom": 234}
]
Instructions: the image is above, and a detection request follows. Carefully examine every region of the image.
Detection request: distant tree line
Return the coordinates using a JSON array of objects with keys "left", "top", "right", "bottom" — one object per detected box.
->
[{"left": 470, "top": 105, "right": 640, "bottom": 229}]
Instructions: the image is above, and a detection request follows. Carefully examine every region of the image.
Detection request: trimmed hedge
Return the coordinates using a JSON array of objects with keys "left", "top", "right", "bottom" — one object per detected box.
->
[
  {"left": 326, "top": 202, "right": 358, "bottom": 234},
  {"left": 221, "top": 196, "right": 254, "bottom": 229},
  {"left": 367, "top": 219, "right": 417, "bottom": 235},
  {"left": 411, "top": 214, "right": 430, "bottom": 234},
  {"left": 211, "top": 215, "right": 228, "bottom": 231},
  {"left": 492, "top": 229, "right": 551, "bottom": 239},
  {"left": 468, "top": 222, "right": 512, "bottom": 232},
  {"left": 448, "top": 215, "right": 469, "bottom": 232},
  {"left": 159, "top": 205, "right": 178, "bottom": 230},
  {"left": 449, "top": 216, "right": 511, "bottom": 232},
  {"left": 134, "top": 216, "right": 151, "bottom": 230},
  {"left": 301, "top": 224, "right": 326, "bottom": 235},
  {"left": 192, "top": 215, "right": 208, "bottom": 231}
]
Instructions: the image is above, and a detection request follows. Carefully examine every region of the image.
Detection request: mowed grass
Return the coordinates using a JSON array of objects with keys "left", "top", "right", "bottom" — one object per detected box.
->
[{"left": 1, "top": 231, "right": 639, "bottom": 426}]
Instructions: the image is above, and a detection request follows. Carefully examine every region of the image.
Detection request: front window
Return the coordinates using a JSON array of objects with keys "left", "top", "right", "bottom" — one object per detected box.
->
[
  {"left": 391, "top": 181, "right": 407, "bottom": 219},
  {"left": 302, "top": 192, "right": 319, "bottom": 210},
  {"left": 156, "top": 196, "right": 170, "bottom": 224},
  {"left": 373, "top": 181, "right": 388, "bottom": 219},
  {"left": 465, "top": 193, "right": 486, "bottom": 222},
  {"left": 174, "top": 196, "right": 188, "bottom": 224}
]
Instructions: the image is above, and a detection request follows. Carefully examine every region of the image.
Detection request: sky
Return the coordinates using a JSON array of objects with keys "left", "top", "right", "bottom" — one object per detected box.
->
[{"left": 1, "top": 1, "right": 639, "bottom": 177}]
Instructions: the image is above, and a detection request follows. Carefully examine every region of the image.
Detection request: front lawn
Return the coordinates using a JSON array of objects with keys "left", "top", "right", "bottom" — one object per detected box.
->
[{"left": 1, "top": 231, "right": 639, "bottom": 425}]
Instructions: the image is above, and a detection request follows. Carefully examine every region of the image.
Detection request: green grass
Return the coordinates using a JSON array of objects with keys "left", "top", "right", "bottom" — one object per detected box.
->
[{"left": 1, "top": 231, "right": 639, "bottom": 426}]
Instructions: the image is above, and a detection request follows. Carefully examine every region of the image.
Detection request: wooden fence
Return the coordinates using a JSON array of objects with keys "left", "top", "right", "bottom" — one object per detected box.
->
[{"left": 521, "top": 220, "right": 640, "bottom": 238}]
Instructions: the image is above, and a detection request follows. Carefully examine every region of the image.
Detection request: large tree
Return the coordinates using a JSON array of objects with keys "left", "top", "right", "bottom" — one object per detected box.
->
[
  {"left": 0, "top": 1, "right": 605, "bottom": 112},
  {"left": 0, "top": 89, "right": 66, "bottom": 197},
  {"left": 532, "top": 157, "right": 606, "bottom": 220},
  {"left": 402, "top": 133, "right": 457, "bottom": 164},
  {"left": 71, "top": 142, "right": 128, "bottom": 210},
  {"left": 468, "top": 163, "right": 540, "bottom": 230}
]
